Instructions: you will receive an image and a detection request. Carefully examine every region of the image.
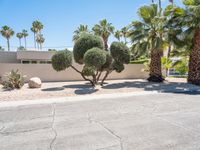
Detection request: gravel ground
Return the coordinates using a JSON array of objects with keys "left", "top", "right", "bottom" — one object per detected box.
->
[{"left": 0, "top": 78, "right": 199, "bottom": 102}]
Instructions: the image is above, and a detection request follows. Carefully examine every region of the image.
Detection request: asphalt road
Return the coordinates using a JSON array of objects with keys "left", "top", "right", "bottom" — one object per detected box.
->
[{"left": 1, "top": 93, "right": 200, "bottom": 150}]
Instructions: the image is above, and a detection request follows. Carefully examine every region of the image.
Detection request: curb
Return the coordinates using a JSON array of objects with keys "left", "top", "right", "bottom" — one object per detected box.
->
[{"left": 0, "top": 91, "right": 158, "bottom": 108}]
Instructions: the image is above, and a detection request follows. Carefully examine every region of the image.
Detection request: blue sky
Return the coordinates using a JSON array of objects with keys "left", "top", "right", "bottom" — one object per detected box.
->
[{"left": 0, "top": 0, "right": 182, "bottom": 51}]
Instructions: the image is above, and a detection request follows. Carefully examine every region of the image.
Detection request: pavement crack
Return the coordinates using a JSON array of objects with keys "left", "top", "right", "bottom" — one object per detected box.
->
[
  {"left": 0, "top": 127, "right": 50, "bottom": 136},
  {"left": 49, "top": 104, "right": 57, "bottom": 150},
  {"left": 87, "top": 114, "right": 123, "bottom": 150}
]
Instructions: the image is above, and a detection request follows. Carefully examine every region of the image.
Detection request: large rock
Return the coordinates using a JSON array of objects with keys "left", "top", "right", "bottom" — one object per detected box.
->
[{"left": 28, "top": 77, "right": 42, "bottom": 88}]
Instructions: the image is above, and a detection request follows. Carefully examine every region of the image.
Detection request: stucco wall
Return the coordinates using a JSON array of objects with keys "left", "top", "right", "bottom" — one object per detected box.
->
[
  {"left": 17, "top": 51, "right": 55, "bottom": 60},
  {"left": 0, "top": 52, "right": 20, "bottom": 63},
  {"left": 0, "top": 63, "right": 148, "bottom": 82}
]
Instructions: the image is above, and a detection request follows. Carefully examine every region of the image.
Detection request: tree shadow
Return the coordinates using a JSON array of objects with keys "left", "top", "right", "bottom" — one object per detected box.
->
[
  {"left": 42, "top": 87, "right": 65, "bottom": 92},
  {"left": 63, "top": 84, "right": 92, "bottom": 89},
  {"left": 102, "top": 81, "right": 200, "bottom": 95},
  {"left": 75, "top": 88, "right": 99, "bottom": 95}
]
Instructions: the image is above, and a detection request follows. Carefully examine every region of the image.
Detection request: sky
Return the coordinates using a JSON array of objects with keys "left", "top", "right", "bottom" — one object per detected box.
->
[{"left": 0, "top": 0, "right": 183, "bottom": 51}]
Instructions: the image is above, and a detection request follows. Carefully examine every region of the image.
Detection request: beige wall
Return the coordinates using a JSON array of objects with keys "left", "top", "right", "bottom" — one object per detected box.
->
[
  {"left": 0, "top": 63, "right": 148, "bottom": 82},
  {"left": 0, "top": 52, "right": 20, "bottom": 63},
  {"left": 17, "top": 51, "right": 55, "bottom": 60}
]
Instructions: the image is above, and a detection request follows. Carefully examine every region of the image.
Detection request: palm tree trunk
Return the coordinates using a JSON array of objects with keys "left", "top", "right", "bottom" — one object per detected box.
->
[
  {"left": 7, "top": 38, "right": 10, "bottom": 51},
  {"left": 103, "top": 38, "right": 108, "bottom": 51},
  {"left": 188, "top": 28, "right": 200, "bottom": 85},
  {"left": 24, "top": 37, "right": 27, "bottom": 49},
  {"left": 147, "top": 49, "right": 164, "bottom": 82},
  {"left": 34, "top": 33, "right": 36, "bottom": 49},
  {"left": 37, "top": 42, "right": 39, "bottom": 50},
  {"left": 19, "top": 39, "right": 21, "bottom": 47}
]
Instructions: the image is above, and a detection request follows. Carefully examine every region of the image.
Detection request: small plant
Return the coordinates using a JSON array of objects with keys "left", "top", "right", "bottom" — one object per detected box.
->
[
  {"left": 2, "top": 70, "right": 25, "bottom": 89},
  {"left": 161, "top": 57, "right": 172, "bottom": 77},
  {"left": 174, "top": 58, "right": 188, "bottom": 76}
]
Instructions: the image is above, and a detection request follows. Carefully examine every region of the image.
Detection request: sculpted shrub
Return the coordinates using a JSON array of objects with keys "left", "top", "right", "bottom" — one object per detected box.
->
[{"left": 52, "top": 34, "right": 130, "bottom": 86}]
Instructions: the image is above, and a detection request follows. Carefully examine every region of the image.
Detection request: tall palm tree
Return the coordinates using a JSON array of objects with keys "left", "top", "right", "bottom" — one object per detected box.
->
[
  {"left": 114, "top": 30, "right": 122, "bottom": 42},
  {"left": 169, "top": 0, "right": 174, "bottom": 6},
  {"left": 129, "top": 4, "right": 167, "bottom": 82},
  {"left": 92, "top": 19, "right": 115, "bottom": 51},
  {"left": 36, "top": 34, "right": 45, "bottom": 50},
  {"left": 0, "top": 26, "right": 14, "bottom": 51},
  {"left": 31, "top": 20, "right": 43, "bottom": 50},
  {"left": 121, "top": 27, "right": 129, "bottom": 44},
  {"left": 16, "top": 32, "right": 23, "bottom": 47},
  {"left": 168, "top": 0, "right": 200, "bottom": 85},
  {"left": 22, "top": 29, "right": 28, "bottom": 49},
  {"left": 73, "top": 24, "right": 89, "bottom": 42}
]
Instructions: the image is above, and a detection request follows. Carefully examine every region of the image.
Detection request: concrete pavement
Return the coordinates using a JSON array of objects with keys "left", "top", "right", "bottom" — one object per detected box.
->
[{"left": 1, "top": 93, "right": 200, "bottom": 150}]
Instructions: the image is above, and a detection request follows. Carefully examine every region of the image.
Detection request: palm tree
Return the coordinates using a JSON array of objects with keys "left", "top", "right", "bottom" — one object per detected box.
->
[
  {"left": 16, "top": 32, "right": 23, "bottom": 47},
  {"left": 129, "top": 4, "right": 167, "bottom": 82},
  {"left": 22, "top": 30, "right": 28, "bottom": 49},
  {"left": 114, "top": 30, "right": 122, "bottom": 42},
  {"left": 121, "top": 27, "right": 129, "bottom": 44},
  {"left": 92, "top": 19, "right": 115, "bottom": 50},
  {"left": 172, "top": 1, "right": 200, "bottom": 85},
  {"left": 169, "top": 0, "right": 174, "bottom": 6},
  {"left": 73, "top": 24, "right": 89, "bottom": 42},
  {"left": 0, "top": 26, "right": 14, "bottom": 51},
  {"left": 36, "top": 34, "right": 45, "bottom": 50},
  {"left": 31, "top": 20, "right": 43, "bottom": 50}
]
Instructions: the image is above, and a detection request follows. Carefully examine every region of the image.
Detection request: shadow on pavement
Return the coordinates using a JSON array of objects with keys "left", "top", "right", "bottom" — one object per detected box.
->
[
  {"left": 42, "top": 87, "right": 65, "bottom": 92},
  {"left": 102, "top": 81, "right": 200, "bottom": 95}
]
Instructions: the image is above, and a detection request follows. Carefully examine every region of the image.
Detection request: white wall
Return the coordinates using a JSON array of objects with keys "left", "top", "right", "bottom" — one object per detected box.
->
[{"left": 0, "top": 63, "right": 148, "bottom": 82}]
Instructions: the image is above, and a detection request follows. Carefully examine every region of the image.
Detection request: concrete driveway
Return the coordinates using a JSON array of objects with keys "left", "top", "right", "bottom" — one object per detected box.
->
[{"left": 0, "top": 93, "right": 200, "bottom": 150}]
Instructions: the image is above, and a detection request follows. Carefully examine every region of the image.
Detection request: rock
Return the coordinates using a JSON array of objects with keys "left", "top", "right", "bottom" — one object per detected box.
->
[{"left": 28, "top": 77, "right": 42, "bottom": 88}]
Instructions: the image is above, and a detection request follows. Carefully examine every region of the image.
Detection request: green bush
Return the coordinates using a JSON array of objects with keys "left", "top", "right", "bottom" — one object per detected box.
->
[
  {"left": 112, "top": 61, "right": 125, "bottom": 73},
  {"left": 174, "top": 58, "right": 188, "bottom": 75},
  {"left": 73, "top": 33, "right": 104, "bottom": 64},
  {"left": 100, "top": 52, "right": 113, "bottom": 71},
  {"left": 51, "top": 50, "right": 72, "bottom": 71},
  {"left": 84, "top": 48, "right": 107, "bottom": 69},
  {"left": 3, "top": 69, "right": 25, "bottom": 89},
  {"left": 110, "top": 42, "right": 130, "bottom": 64},
  {"left": 82, "top": 65, "right": 96, "bottom": 76}
]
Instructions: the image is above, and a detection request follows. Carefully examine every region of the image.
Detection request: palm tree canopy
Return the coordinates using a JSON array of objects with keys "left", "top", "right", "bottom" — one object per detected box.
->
[
  {"left": 0, "top": 26, "right": 15, "bottom": 39},
  {"left": 31, "top": 20, "right": 44, "bottom": 33},
  {"left": 36, "top": 34, "right": 45, "bottom": 44},
  {"left": 114, "top": 30, "right": 122, "bottom": 41},
  {"left": 129, "top": 4, "right": 168, "bottom": 57},
  {"left": 16, "top": 32, "right": 23, "bottom": 39},
  {"left": 22, "top": 29, "right": 28, "bottom": 37},
  {"left": 73, "top": 24, "right": 90, "bottom": 41},
  {"left": 92, "top": 19, "right": 115, "bottom": 40}
]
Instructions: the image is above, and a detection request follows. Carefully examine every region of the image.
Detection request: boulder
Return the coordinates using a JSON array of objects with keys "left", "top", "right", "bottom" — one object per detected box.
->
[{"left": 28, "top": 77, "right": 42, "bottom": 88}]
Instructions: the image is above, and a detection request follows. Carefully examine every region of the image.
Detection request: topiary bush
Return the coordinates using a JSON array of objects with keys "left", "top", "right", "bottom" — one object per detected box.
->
[
  {"left": 112, "top": 61, "right": 125, "bottom": 73},
  {"left": 110, "top": 42, "right": 130, "bottom": 64},
  {"left": 51, "top": 50, "right": 72, "bottom": 71},
  {"left": 84, "top": 48, "right": 107, "bottom": 69},
  {"left": 73, "top": 33, "right": 104, "bottom": 64},
  {"left": 51, "top": 33, "right": 130, "bottom": 86},
  {"left": 82, "top": 65, "right": 96, "bottom": 76}
]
